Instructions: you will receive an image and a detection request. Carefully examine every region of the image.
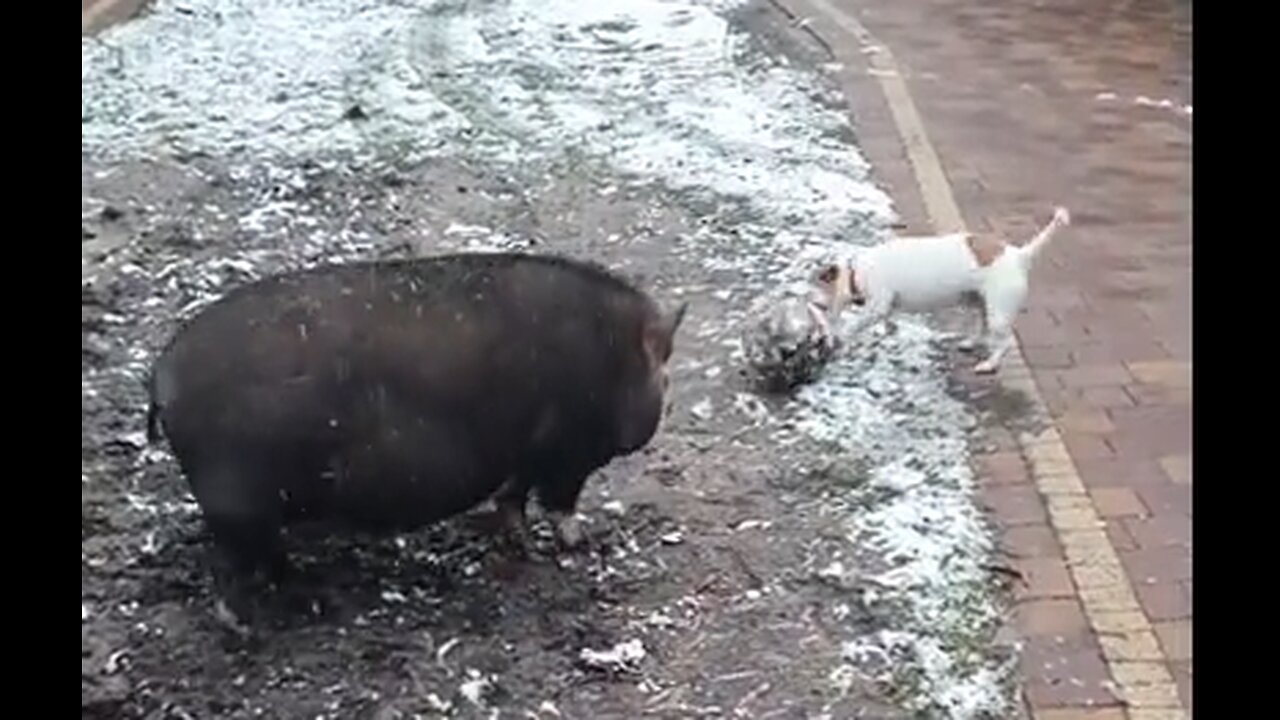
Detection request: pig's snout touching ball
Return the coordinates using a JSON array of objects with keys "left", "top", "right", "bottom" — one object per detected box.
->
[{"left": 145, "top": 252, "right": 688, "bottom": 629}]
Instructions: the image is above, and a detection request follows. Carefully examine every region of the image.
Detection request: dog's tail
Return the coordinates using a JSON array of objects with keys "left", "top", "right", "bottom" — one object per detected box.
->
[{"left": 1013, "top": 206, "right": 1071, "bottom": 268}]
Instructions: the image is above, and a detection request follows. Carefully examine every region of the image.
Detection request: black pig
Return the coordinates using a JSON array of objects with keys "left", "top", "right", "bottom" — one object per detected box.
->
[{"left": 146, "top": 252, "right": 687, "bottom": 626}]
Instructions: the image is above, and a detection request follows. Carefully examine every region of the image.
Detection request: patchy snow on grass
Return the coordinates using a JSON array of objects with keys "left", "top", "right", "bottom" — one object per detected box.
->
[
  {"left": 82, "top": 0, "right": 470, "bottom": 162},
  {"left": 415, "top": 0, "right": 891, "bottom": 236},
  {"left": 794, "top": 321, "right": 1008, "bottom": 718}
]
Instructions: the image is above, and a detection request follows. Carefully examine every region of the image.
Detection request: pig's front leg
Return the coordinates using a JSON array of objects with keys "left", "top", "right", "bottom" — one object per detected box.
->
[{"left": 536, "top": 471, "right": 594, "bottom": 551}]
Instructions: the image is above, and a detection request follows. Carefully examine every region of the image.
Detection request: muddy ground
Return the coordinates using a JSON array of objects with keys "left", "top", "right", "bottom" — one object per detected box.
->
[{"left": 82, "top": 2, "right": 1032, "bottom": 718}]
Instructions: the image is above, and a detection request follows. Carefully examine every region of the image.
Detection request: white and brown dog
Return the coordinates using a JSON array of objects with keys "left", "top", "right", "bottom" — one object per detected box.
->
[{"left": 811, "top": 206, "right": 1071, "bottom": 374}]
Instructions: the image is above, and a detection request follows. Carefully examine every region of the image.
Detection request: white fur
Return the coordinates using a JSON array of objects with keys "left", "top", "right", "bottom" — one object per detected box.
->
[{"left": 818, "top": 207, "right": 1071, "bottom": 374}]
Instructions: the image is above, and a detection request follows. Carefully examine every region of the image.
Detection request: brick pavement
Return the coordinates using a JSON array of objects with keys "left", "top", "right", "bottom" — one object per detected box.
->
[
  {"left": 793, "top": 0, "right": 1190, "bottom": 717},
  {"left": 83, "top": 0, "right": 148, "bottom": 35}
]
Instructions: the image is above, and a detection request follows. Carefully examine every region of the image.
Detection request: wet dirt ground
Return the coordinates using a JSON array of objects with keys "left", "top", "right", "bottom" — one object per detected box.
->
[
  {"left": 81, "top": 155, "right": 921, "bottom": 720},
  {"left": 82, "top": 2, "right": 1024, "bottom": 718}
]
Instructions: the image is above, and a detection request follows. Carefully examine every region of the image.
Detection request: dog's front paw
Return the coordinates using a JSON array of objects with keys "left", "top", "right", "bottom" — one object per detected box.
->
[{"left": 973, "top": 360, "right": 999, "bottom": 375}]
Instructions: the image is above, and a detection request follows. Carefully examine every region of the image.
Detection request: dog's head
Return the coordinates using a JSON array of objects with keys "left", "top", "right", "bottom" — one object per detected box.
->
[{"left": 811, "top": 262, "right": 865, "bottom": 312}]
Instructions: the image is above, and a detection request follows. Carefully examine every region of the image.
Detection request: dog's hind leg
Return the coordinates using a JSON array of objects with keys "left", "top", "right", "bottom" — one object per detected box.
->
[
  {"left": 957, "top": 292, "right": 987, "bottom": 353},
  {"left": 974, "top": 313, "right": 1015, "bottom": 374},
  {"left": 974, "top": 280, "right": 1027, "bottom": 374}
]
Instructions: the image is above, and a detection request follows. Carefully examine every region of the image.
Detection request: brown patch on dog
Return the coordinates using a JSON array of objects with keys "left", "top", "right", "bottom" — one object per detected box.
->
[{"left": 965, "top": 233, "right": 1008, "bottom": 267}]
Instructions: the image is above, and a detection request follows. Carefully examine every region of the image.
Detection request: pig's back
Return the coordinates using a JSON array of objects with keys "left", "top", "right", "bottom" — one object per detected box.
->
[{"left": 153, "top": 254, "right": 648, "bottom": 452}]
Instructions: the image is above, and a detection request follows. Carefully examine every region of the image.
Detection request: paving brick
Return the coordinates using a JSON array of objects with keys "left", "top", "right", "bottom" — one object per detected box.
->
[
  {"left": 1017, "top": 598, "right": 1090, "bottom": 638},
  {"left": 1106, "top": 406, "right": 1191, "bottom": 458},
  {"left": 1055, "top": 365, "right": 1134, "bottom": 389},
  {"left": 1086, "top": 609, "right": 1151, "bottom": 635},
  {"left": 1060, "top": 432, "right": 1114, "bottom": 461},
  {"left": 983, "top": 485, "right": 1048, "bottom": 526},
  {"left": 1108, "top": 434, "right": 1187, "bottom": 461},
  {"left": 1077, "top": 581, "right": 1142, "bottom": 614},
  {"left": 1098, "top": 629, "right": 1165, "bottom": 662},
  {"left": 1103, "top": 520, "right": 1139, "bottom": 552},
  {"left": 83, "top": 0, "right": 150, "bottom": 34},
  {"left": 1123, "top": 514, "right": 1191, "bottom": 548},
  {"left": 1158, "top": 454, "right": 1191, "bottom": 485},
  {"left": 1040, "top": 385, "right": 1136, "bottom": 416},
  {"left": 1108, "top": 660, "right": 1173, "bottom": 687},
  {"left": 1090, "top": 487, "right": 1147, "bottom": 518},
  {"left": 1025, "top": 438, "right": 1071, "bottom": 464},
  {"left": 1020, "top": 636, "right": 1122, "bottom": 708},
  {"left": 1168, "top": 661, "right": 1191, "bottom": 709},
  {"left": 1034, "top": 286, "right": 1087, "bottom": 311},
  {"left": 1079, "top": 386, "right": 1136, "bottom": 410},
  {"left": 1016, "top": 558, "right": 1076, "bottom": 599},
  {"left": 1003, "top": 524, "right": 1064, "bottom": 558},
  {"left": 1158, "top": 337, "right": 1189, "bottom": 361},
  {"left": 1023, "top": 344, "right": 1076, "bottom": 369},
  {"left": 1017, "top": 308, "right": 1064, "bottom": 335},
  {"left": 1117, "top": 681, "right": 1184, "bottom": 709},
  {"left": 1107, "top": 405, "right": 1191, "bottom": 430},
  {"left": 1074, "top": 458, "right": 1169, "bottom": 488},
  {"left": 1056, "top": 410, "right": 1115, "bottom": 435},
  {"left": 1015, "top": 322, "right": 1091, "bottom": 347},
  {"left": 1055, "top": 304, "right": 1152, "bottom": 334},
  {"left": 1132, "top": 483, "right": 1191, "bottom": 517},
  {"left": 1033, "top": 709, "right": 1127, "bottom": 720},
  {"left": 1071, "top": 339, "right": 1169, "bottom": 366},
  {"left": 1068, "top": 559, "right": 1129, "bottom": 590},
  {"left": 1121, "top": 546, "right": 1191, "bottom": 585},
  {"left": 1121, "top": 709, "right": 1179, "bottom": 720},
  {"left": 1038, "top": 471, "right": 1087, "bottom": 496},
  {"left": 1124, "top": 382, "right": 1191, "bottom": 407},
  {"left": 1046, "top": 494, "right": 1105, "bottom": 530},
  {"left": 1126, "top": 360, "right": 1190, "bottom": 389},
  {"left": 1153, "top": 620, "right": 1191, "bottom": 662},
  {"left": 1133, "top": 582, "right": 1192, "bottom": 621},
  {"left": 980, "top": 451, "right": 1030, "bottom": 485},
  {"left": 1108, "top": 422, "right": 1191, "bottom": 455}
]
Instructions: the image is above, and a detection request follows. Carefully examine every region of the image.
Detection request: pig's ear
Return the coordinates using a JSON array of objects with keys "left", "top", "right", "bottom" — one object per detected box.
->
[{"left": 644, "top": 302, "right": 688, "bottom": 365}]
